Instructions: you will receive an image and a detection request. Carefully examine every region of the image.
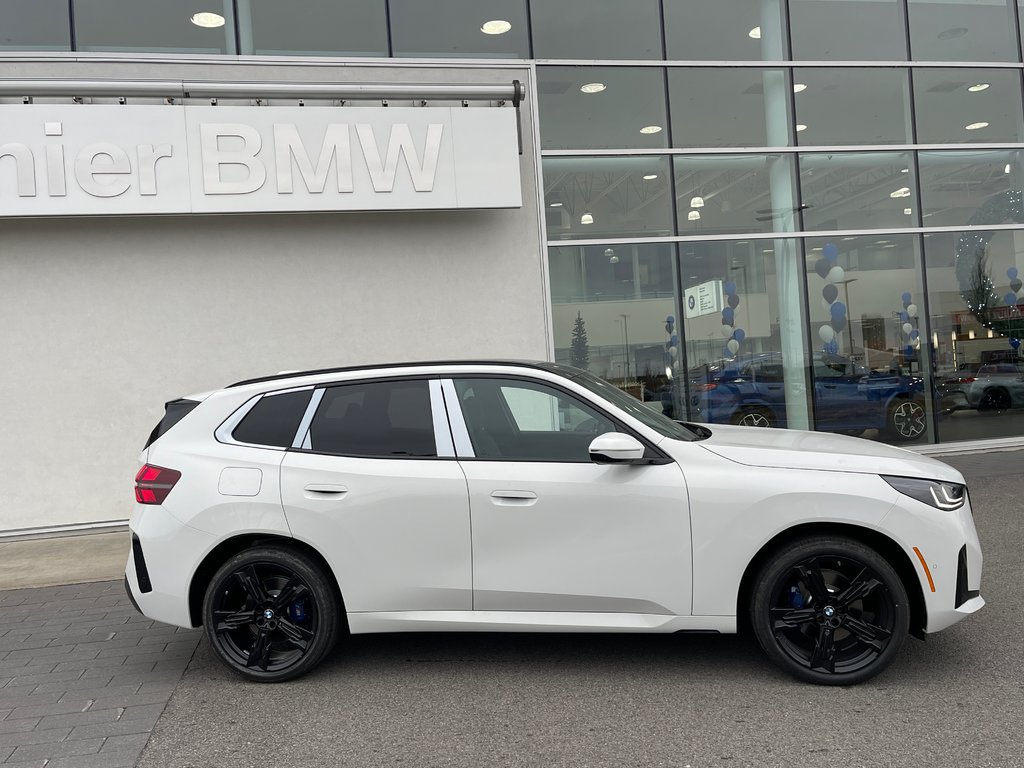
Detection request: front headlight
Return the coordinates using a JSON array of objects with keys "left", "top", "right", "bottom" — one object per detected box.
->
[{"left": 882, "top": 475, "right": 966, "bottom": 511}]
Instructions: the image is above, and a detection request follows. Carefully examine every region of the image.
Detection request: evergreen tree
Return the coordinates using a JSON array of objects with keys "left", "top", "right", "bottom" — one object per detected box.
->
[{"left": 570, "top": 311, "right": 590, "bottom": 370}]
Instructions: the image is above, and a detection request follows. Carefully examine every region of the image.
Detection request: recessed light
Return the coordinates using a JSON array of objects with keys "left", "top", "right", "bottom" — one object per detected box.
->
[
  {"left": 890, "top": 187, "right": 911, "bottom": 198},
  {"left": 900, "top": 168, "right": 909, "bottom": 173},
  {"left": 549, "top": 201, "right": 563, "bottom": 207},
  {"left": 842, "top": 236, "right": 857, "bottom": 241},
  {"left": 904, "top": 207, "right": 913, "bottom": 215},
  {"left": 938, "top": 27, "right": 968, "bottom": 40},
  {"left": 875, "top": 240, "right": 890, "bottom": 244},
  {"left": 1005, "top": 163, "right": 1012, "bottom": 174},
  {"left": 581, "top": 211, "right": 594, "bottom": 224},
  {"left": 793, "top": 83, "right": 807, "bottom": 93},
  {"left": 883, "top": 243, "right": 898, "bottom": 248},
  {"left": 480, "top": 19, "right": 512, "bottom": 35},
  {"left": 640, "top": 125, "right": 663, "bottom": 134},
  {"left": 690, "top": 196, "right": 705, "bottom": 208},
  {"left": 688, "top": 210, "right": 701, "bottom": 221},
  {"left": 580, "top": 82, "right": 606, "bottom": 94},
  {"left": 967, "top": 83, "right": 990, "bottom": 92},
  {"left": 643, "top": 174, "right": 658, "bottom": 180},
  {"left": 749, "top": 26, "right": 761, "bottom": 39},
  {"left": 190, "top": 11, "right": 224, "bottom": 28},
  {"left": 796, "top": 124, "right": 808, "bottom": 132},
  {"left": 965, "top": 121, "right": 989, "bottom": 131}
]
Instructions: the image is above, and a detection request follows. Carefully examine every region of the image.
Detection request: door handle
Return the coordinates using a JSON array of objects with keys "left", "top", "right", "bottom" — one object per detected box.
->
[
  {"left": 303, "top": 484, "right": 348, "bottom": 499},
  {"left": 490, "top": 490, "right": 538, "bottom": 506}
]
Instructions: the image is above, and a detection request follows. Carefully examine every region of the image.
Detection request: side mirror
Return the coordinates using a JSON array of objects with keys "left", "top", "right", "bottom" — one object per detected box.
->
[{"left": 588, "top": 432, "right": 645, "bottom": 464}]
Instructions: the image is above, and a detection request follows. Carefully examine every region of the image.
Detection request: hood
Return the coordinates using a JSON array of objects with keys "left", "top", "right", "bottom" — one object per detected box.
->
[{"left": 692, "top": 424, "right": 964, "bottom": 483}]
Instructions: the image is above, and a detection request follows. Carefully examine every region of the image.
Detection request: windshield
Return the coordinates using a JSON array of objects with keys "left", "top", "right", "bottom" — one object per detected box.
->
[{"left": 552, "top": 366, "right": 701, "bottom": 442}]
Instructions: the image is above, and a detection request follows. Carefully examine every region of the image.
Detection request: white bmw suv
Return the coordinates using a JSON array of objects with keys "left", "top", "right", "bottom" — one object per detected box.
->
[{"left": 125, "top": 361, "right": 984, "bottom": 685}]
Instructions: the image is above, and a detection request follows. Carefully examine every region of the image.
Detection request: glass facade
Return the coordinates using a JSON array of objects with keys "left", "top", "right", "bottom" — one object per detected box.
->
[{"left": 4, "top": 1, "right": 1024, "bottom": 445}]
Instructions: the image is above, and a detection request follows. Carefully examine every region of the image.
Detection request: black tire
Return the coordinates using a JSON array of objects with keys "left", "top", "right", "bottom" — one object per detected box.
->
[
  {"left": 203, "top": 545, "right": 340, "bottom": 683},
  {"left": 731, "top": 406, "right": 776, "bottom": 428},
  {"left": 750, "top": 536, "right": 909, "bottom": 686},
  {"left": 978, "top": 387, "right": 1011, "bottom": 412},
  {"left": 886, "top": 398, "right": 926, "bottom": 442}
]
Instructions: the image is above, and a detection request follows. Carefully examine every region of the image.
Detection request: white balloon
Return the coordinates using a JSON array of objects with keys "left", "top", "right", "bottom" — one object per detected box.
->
[
  {"left": 668, "top": 346, "right": 678, "bottom": 358},
  {"left": 907, "top": 303, "right": 918, "bottom": 317},
  {"left": 826, "top": 266, "right": 845, "bottom": 284},
  {"left": 821, "top": 298, "right": 832, "bottom": 313},
  {"left": 720, "top": 324, "right": 734, "bottom": 337},
  {"left": 902, "top": 322, "right": 913, "bottom": 335},
  {"left": 727, "top": 339, "right": 740, "bottom": 354},
  {"left": 818, "top": 325, "right": 835, "bottom": 343}
]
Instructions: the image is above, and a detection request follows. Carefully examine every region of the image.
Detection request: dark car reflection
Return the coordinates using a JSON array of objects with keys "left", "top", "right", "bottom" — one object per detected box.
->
[{"left": 937, "top": 362, "right": 1024, "bottom": 412}]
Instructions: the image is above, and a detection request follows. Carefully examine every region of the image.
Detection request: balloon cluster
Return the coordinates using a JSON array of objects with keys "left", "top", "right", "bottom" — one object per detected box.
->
[
  {"left": 665, "top": 316, "right": 680, "bottom": 369},
  {"left": 898, "top": 291, "right": 920, "bottom": 359},
  {"left": 1006, "top": 267, "right": 1022, "bottom": 352},
  {"left": 720, "top": 281, "right": 744, "bottom": 359},
  {"left": 813, "top": 243, "right": 846, "bottom": 354}
]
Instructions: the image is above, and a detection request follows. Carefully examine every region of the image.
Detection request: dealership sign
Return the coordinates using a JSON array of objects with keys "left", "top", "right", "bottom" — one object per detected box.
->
[
  {"left": 684, "top": 279, "right": 723, "bottom": 318},
  {"left": 0, "top": 104, "right": 521, "bottom": 216}
]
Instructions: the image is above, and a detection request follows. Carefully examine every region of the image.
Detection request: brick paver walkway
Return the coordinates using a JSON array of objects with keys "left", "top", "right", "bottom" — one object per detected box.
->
[{"left": 0, "top": 581, "right": 200, "bottom": 767}]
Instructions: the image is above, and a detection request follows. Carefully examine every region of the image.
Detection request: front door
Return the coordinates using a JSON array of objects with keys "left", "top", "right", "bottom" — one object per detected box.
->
[{"left": 444, "top": 376, "right": 692, "bottom": 617}]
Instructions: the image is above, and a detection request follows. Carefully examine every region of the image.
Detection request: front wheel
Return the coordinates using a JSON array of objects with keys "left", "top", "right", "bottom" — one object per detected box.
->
[
  {"left": 203, "top": 545, "right": 340, "bottom": 683},
  {"left": 731, "top": 406, "right": 776, "bottom": 428},
  {"left": 886, "top": 398, "right": 926, "bottom": 442},
  {"left": 750, "top": 536, "right": 909, "bottom": 685}
]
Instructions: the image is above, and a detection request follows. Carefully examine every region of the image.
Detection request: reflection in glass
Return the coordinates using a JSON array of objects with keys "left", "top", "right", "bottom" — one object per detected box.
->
[
  {"left": 789, "top": 0, "right": 906, "bottom": 61},
  {"left": 390, "top": 0, "right": 529, "bottom": 58},
  {"left": 531, "top": 0, "right": 662, "bottom": 59},
  {"left": 0, "top": 0, "right": 70, "bottom": 50},
  {"left": 73, "top": 0, "right": 235, "bottom": 53},
  {"left": 662, "top": 0, "right": 786, "bottom": 61},
  {"left": 794, "top": 68, "right": 911, "bottom": 146},
  {"left": 538, "top": 67, "right": 669, "bottom": 150},
  {"left": 549, "top": 244, "right": 680, "bottom": 408},
  {"left": 803, "top": 235, "right": 933, "bottom": 444},
  {"left": 240, "top": 0, "right": 387, "bottom": 56},
  {"left": 674, "top": 155, "right": 797, "bottom": 235},
  {"left": 669, "top": 69, "right": 792, "bottom": 148},
  {"left": 918, "top": 150, "right": 1022, "bottom": 228},
  {"left": 924, "top": 231, "right": 1024, "bottom": 442},
  {"left": 913, "top": 69, "right": 1024, "bottom": 144},
  {"left": 680, "top": 239, "right": 812, "bottom": 430},
  {"left": 543, "top": 157, "right": 672, "bottom": 240},
  {"left": 908, "top": 0, "right": 1018, "bottom": 62},
  {"left": 800, "top": 152, "right": 917, "bottom": 231}
]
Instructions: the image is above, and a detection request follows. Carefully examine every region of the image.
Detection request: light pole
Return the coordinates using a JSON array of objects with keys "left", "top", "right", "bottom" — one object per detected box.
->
[{"left": 618, "top": 314, "right": 630, "bottom": 381}]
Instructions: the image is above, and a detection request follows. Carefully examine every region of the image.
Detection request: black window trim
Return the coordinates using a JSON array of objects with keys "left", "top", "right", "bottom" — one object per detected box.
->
[{"left": 447, "top": 373, "right": 673, "bottom": 465}]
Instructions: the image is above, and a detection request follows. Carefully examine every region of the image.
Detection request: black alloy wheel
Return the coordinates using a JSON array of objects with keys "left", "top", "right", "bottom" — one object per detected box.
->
[
  {"left": 750, "top": 537, "right": 909, "bottom": 685},
  {"left": 979, "top": 388, "right": 1012, "bottom": 412},
  {"left": 886, "top": 398, "right": 926, "bottom": 441},
  {"left": 732, "top": 407, "right": 775, "bottom": 428},
  {"left": 203, "top": 546, "right": 340, "bottom": 683}
]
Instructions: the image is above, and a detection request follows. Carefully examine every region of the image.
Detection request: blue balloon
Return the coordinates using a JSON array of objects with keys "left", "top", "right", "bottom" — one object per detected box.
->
[
  {"left": 1006, "top": 292, "right": 1019, "bottom": 307},
  {"left": 666, "top": 315, "right": 675, "bottom": 323},
  {"left": 733, "top": 328, "right": 746, "bottom": 342},
  {"left": 898, "top": 311, "right": 909, "bottom": 322},
  {"left": 722, "top": 307, "right": 734, "bottom": 323},
  {"left": 1011, "top": 338, "right": 1021, "bottom": 350},
  {"left": 723, "top": 346, "right": 734, "bottom": 358},
  {"left": 830, "top": 301, "right": 847, "bottom": 322},
  {"left": 823, "top": 243, "right": 839, "bottom": 262},
  {"left": 901, "top": 292, "right": 912, "bottom": 303},
  {"left": 910, "top": 330, "right": 920, "bottom": 340},
  {"left": 670, "top": 334, "right": 679, "bottom": 346},
  {"left": 1009, "top": 268, "right": 1019, "bottom": 280},
  {"left": 904, "top": 345, "right": 914, "bottom": 358},
  {"left": 724, "top": 281, "right": 737, "bottom": 296}
]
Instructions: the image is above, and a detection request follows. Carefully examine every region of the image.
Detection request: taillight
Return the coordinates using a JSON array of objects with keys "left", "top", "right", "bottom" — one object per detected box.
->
[
  {"left": 693, "top": 383, "right": 718, "bottom": 392},
  {"left": 134, "top": 464, "right": 181, "bottom": 505},
  {"left": 957, "top": 377, "right": 976, "bottom": 384}
]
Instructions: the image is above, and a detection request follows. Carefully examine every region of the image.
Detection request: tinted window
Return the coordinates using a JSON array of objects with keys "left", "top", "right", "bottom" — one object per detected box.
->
[
  {"left": 0, "top": 0, "right": 70, "bottom": 50},
  {"left": 390, "top": 0, "right": 529, "bottom": 58},
  {"left": 307, "top": 380, "right": 436, "bottom": 457},
  {"left": 244, "top": 0, "right": 388, "bottom": 56},
  {"left": 455, "top": 378, "right": 616, "bottom": 460},
  {"left": 233, "top": 390, "right": 313, "bottom": 448}
]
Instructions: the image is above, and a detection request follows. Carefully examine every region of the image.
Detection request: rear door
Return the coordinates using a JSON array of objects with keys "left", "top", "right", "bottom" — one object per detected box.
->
[{"left": 280, "top": 378, "right": 472, "bottom": 612}]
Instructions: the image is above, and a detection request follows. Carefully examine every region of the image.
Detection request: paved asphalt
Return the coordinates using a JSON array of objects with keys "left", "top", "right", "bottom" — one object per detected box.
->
[{"left": 2, "top": 451, "right": 1021, "bottom": 767}]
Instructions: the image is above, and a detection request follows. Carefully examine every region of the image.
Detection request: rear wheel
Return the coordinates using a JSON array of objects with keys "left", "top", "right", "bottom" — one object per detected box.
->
[
  {"left": 750, "top": 536, "right": 909, "bottom": 685},
  {"left": 978, "top": 387, "right": 1011, "bottom": 412},
  {"left": 731, "top": 406, "right": 776, "bottom": 428},
  {"left": 203, "top": 546, "right": 340, "bottom": 683},
  {"left": 886, "top": 398, "right": 926, "bottom": 442}
]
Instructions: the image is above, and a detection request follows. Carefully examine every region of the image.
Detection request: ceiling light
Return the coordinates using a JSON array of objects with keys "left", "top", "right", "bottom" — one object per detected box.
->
[
  {"left": 190, "top": 11, "right": 225, "bottom": 28},
  {"left": 1006, "top": 163, "right": 1012, "bottom": 174},
  {"left": 580, "top": 82, "right": 606, "bottom": 94},
  {"left": 605, "top": 248, "right": 618, "bottom": 264},
  {"left": 796, "top": 124, "right": 807, "bottom": 132},
  {"left": 904, "top": 207, "right": 913, "bottom": 215},
  {"left": 842, "top": 236, "right": 857, "bottom": 241},
  {"left": 640, "top": 125, "right": 662, "bottom": 134},
  {"left": 793, "top": 83, "right": 807, "bottom": 93},
  {"left": 690, "top": 196, "right": 705, "bottom": 208},
  {"left": 581, "top": 211, "right": 594, "bottom": 225},
  {"left": 480, "top": 20, "right": 512, "bottom": 34},
  {"left": 749, "top": 26, "right": 761, "bottom": 39},
  {"left": 890, "top": 187, "right": 911, "bottom": 198},
  {"left": 967, "top": 83, "right": 990, "bottom": 92},
  {"left": 643, "top": 174, "right": 658, "bottom": 180},
  {"left": 965, "top": 121, "right": 989, "bottom": 130},
  {"left": 549, "top": 201, "right": 563, "bottom": 207},
  {"left": 900, "top": 168, "right": 909, "bottom": 173},
  {"left": 688, "top": 210, "right": 701, "bottom": 221}
]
